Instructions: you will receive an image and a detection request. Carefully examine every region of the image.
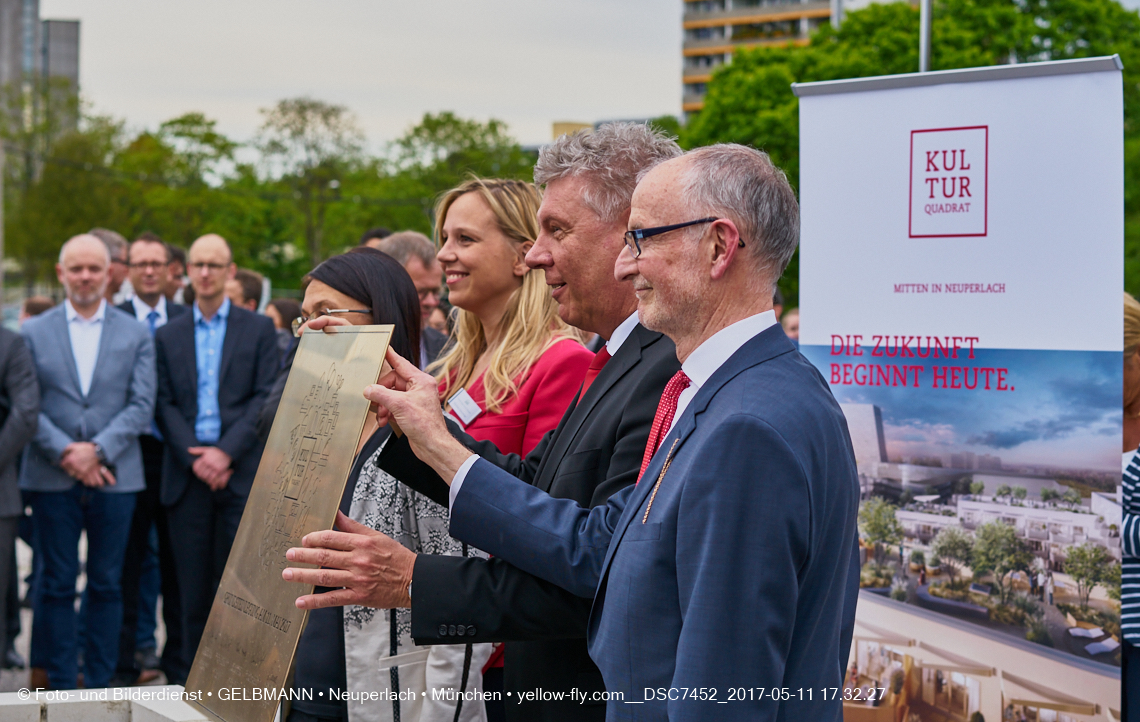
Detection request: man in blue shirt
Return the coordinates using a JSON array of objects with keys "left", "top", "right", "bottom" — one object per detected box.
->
[{"left": 154, "top": 234, "right": 279, "bottom": 668}]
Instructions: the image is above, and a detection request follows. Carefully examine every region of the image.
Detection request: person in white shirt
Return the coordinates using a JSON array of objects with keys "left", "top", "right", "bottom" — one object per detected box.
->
[{"left": 19, "top": 234, "right": 155, "bottom": 690}]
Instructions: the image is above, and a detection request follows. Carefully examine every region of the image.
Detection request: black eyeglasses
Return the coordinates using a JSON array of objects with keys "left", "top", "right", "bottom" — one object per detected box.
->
[
  {"left": 623, "top": 217, "right": 724, "bottom": 259},
  {"left": 291, "top": 309, "right": 372, "bottom": 337}
]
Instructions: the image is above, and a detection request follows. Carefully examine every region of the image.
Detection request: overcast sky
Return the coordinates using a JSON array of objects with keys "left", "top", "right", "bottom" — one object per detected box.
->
[{"left": 39, "top": 0, "right": 684, "bottom": 150}]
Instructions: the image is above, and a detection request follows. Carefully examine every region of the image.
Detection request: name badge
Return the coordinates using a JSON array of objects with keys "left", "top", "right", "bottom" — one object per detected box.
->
[{"left": 447, "top": 388, "right": 483, "bottom": 427}]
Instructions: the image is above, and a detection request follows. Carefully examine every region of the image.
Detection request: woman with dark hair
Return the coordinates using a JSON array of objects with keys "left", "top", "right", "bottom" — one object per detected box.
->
[
  {"left": 264, "top": 297, "right": 303, "bottom": 356},
  {"left": 288, "top": 247, "right": 490, "bottom": 722}
]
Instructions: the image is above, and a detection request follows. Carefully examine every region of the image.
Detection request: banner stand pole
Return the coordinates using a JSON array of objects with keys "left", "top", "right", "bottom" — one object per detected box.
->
[{"left": 919, "top": 0, "right": 932, "bottom": 72}]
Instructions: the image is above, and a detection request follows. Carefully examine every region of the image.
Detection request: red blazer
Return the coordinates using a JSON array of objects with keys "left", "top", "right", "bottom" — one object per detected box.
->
[{"left": 446, "top": 337, "right": 592, "bottom": 456}]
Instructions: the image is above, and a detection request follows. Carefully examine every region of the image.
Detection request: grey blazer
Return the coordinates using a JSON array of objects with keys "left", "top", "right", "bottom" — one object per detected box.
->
[
  {"left": 0, "top": 328, "right": 39, "bottom": 516},
  {"left": 19, "top": 303, "right": 156, "bottom": 494}
]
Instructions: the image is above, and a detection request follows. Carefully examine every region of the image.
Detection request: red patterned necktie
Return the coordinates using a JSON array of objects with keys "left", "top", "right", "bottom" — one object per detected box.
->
[
  {"left": 577, "top": 346, "right": 611, "bottom": 403},
  {"left": 637, "top": 370, "right": 691, "bottom": 483}
]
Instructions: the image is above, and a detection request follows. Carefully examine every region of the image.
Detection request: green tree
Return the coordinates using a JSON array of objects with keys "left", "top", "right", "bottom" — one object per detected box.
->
[
  {"left": 1041, "top": 488, "right": 1060, "bottom": 504},
  {"left": 930, "top": 525, "right": 974, "bottom": 584},
  {"left": 256, "top": 97, "right": 365, "bottom": 266},
  {"left": 1103, "top": 559, "right": 1122, "bottom": 602},
  {"left": 969, "top": 480, "right": 985, "bottom": 496},
  {"left": 858, "top": 497, "right": 903, "bottom": 570},
  {"left": 1062, "top": 489, "right": 1083, "bottom": 508},
  {"left": 994, "top": 484, "right": 1012, "bottom": 501},
  {"left": 971, "top": 521, "right": 1033, "bottom": 604},
  {"left": 1064, "top": 543, "right": 1114, "bottom": 607},
  {"left": 1012, "top": 486, "right": 1028, "bottom": 501}
]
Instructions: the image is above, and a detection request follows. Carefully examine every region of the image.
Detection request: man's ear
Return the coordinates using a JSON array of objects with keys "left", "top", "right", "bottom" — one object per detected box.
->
[{"left": 709, "top": 220, "right": 742, "bottom": 281}]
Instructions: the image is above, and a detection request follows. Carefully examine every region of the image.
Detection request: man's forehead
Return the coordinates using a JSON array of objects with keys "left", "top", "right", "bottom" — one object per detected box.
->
[
  {"left": 189, "top": 239, "right": 231, "bottom": 262},
  {"left": 63, "top": 240, "right": 108, "bottom": 266},
  {"left": 539, "top": 176, "right": 589, "bottom": 220},
  {"left": 130, "top": 241, "right": 166, "bottom": 260}
]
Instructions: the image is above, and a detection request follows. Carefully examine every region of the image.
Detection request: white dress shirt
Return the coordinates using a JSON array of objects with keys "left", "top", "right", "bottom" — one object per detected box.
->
[
  {"left": 449, "top": 311, "right": 642, "bottom": 508},
  {"left": 130, "top": 294, "right": 169, "bottom": 329},
  {"left": 667, "top": 310, "right": 777, "bottom": 435},
  {"left": 65, "top": 299, "right": 107, "bottom": 397}
]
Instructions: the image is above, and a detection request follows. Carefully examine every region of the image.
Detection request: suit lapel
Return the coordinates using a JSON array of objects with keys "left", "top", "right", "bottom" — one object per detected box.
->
[
  {"left": 534, "top": 325, "right": 652, "bottom": 494},
  {"left": 593, "top": 324, "right": 797, "bottom": 584},
  {"left": 89, "top": 308, "right": 117, "bottom": 394},
  {"left": 53, "top": 307, "right": 84, "bottom": 399},
  {"left": 218, "top": 308, "right": 240, "bottom": 384}
]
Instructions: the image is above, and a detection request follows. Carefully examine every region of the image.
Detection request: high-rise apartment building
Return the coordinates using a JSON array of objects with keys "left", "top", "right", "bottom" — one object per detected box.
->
[
  {"left": 0, "top": 0, "right": 79, "bottom": 91},
  {"left": 682, "top": 0, "right": 832, "bottom": 113}
]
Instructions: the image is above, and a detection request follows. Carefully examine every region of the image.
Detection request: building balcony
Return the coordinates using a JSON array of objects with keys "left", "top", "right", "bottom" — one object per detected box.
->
[
  {"left": 683, "top": 34, "right": 811, "bottom": 58},
  {"left": 1025, "top": 527, "right": 1049, "bottom": 541},
  {"left": 683, "top": 1, "right": 831, "bottom": 28}
]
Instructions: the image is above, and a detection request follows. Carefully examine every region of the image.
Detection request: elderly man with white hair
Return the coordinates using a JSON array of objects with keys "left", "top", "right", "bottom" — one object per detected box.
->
[{"left": 20, "top": 234, "right": 156, "bottom": 690}]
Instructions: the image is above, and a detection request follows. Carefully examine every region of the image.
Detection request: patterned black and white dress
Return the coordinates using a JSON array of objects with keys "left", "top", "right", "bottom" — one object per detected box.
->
[{"left": 344, "top": 438, "right": 493, "bottom": 722}]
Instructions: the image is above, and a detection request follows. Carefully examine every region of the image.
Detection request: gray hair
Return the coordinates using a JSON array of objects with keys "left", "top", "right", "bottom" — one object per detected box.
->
[
  {"left": 58, "top": 233, "right": 112, "bottom": 265},
  {"left": 534, "top": 122, "right": 682, "bottom": 224},
  {"left": 89, "top": 227, "right": 128, "bottom": 260},
  {"left": 681, "top": 144, "right": 799, "bottom": 290},
  {"left": 372, "top": 230, "right": 437, "bottom": 268}
]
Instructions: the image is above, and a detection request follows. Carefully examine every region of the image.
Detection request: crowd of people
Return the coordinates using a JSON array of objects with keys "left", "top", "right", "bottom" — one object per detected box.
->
[{"left": 0, "top": 122, "right": 834, "bottom": 722}]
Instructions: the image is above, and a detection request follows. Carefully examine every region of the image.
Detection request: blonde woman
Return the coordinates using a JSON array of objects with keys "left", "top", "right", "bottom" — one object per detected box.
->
[{"left": 431, "top": 177, "right": 592, "bottom": 456}]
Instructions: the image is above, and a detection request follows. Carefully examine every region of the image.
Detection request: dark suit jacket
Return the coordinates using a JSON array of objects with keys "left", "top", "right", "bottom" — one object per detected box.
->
[
  {"left": 154, "top": 305, "right": 279, "bottom": 506},
  {"left": 0, "top": 328, "right": 38, "bottom": 517},
  {"left": 379, "top": 323, "right": 680, "bottom": 721},
  {"left": 421, "top": 326, "right": 448, "bottom": 367},
  {"left": 450, "top": 325, "right": 861, "bottom": 721}
]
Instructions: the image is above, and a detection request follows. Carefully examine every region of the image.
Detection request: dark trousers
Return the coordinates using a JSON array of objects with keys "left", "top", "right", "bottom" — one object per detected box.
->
[
  {"left": 167, "top": 478, "right": 246, "bottom": 669},
  {"left": 118, "top": 435, "right": 186, "bottom": 683},
  {"left": 1126, "top": 638, "right": 1140, "bottom": 722},
  {"left": 0, "top": 517, "right": 17, "bottom": 662},
  {"left": 30, "top": 486, "right": 136, "bottom": 689}
]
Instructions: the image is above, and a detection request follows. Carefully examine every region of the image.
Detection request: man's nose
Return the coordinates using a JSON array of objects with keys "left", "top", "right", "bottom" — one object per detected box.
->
[
  {"left": 614, "top": 245, "right": 637, "bottom": 282},
  {"left": 526, "top": 236, "right": 552, "bottom": 269}
]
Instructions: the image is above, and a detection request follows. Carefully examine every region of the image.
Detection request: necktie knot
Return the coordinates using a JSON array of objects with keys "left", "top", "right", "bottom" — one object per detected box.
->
[
  {"left": 146, "top": 310, "right": 160, "bottom": 335},
  {"left": 577, "top": 346, "right": 612, "bottom": 405},
  {"left": 638, "top": 370, "right": 691, "bottom": 483}
]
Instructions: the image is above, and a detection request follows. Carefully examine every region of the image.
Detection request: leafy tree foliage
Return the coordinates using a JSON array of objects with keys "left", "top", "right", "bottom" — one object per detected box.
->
[
  {"left": 930, "top": 525, "right": 974, "bottom": 584},
  {"left": 1064, "top": 542, "right": 1115, "bottom": 607},
  {"left": 682, "top": 0, "right": 1140, "bottom": 305},
  {"left": 972, "top": 520, "right": 1033, "bottom": 604},
  {"left": 3, "top": 104, "right": 535, "bottom": 291},
  {"left": 858, "top": 497, "right": 903, "bottom": 570}
]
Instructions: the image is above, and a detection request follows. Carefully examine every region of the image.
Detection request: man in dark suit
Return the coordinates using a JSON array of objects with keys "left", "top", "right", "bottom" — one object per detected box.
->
[
  {"left": 154, "top": 233, "right": 278, "bottom": 667},
  {"left": 115, "top": 233, "right": 190, "bottom": 685},
  {"left": 293, "top": 123, "right": 683, "bottom": 721},
  {"left": 369, "top": 231, "right": 448, "bottom": 366},
  {"left": 292, "top": 145, "right": 861, "bottom": 721}
]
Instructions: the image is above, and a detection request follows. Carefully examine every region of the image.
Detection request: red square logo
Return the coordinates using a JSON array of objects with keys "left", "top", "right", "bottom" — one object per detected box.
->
[{"left": 909, "top": 126, "right": 988, "bottom": 238}]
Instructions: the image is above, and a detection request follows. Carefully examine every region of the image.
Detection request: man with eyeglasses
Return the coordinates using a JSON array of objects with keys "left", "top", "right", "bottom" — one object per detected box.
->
[
  {"left": 113, "top": 232, "right": 190, "bottom": 686},
  {"left": 369, "top": 230, "right": 449, "bottom": 366},
  {"left": 153, "top": 233, "right": 279, "bottom": 668},
  {"left": 292, "top": 145, "right": 860, "bottom": 721}
]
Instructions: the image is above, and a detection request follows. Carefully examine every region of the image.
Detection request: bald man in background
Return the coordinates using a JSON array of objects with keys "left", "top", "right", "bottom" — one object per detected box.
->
[{"left": 153, "top": 234, "right": 279, "bottom": 665}]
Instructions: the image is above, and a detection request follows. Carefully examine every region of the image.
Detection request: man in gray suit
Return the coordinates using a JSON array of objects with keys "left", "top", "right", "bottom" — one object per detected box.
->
[{"left": 20, "top": 234, "right": 156, "bottom": 690}]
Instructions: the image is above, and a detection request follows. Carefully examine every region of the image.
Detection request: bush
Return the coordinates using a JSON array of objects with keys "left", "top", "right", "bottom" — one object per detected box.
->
[
  {"left": 890, "top": 578, "right": 908, "bottom": 601},
  {"left": 1026, "top": 618, "right": 1054, "bottom": 647},
  {"left": 861, "top": 564, "right": 893, "bottom": 589},
  {"left": 910, "top": 549, "right": 925, "bottom": 565},
  {"left": 969, "top": 713, "right": 985, "bottom": 722}
]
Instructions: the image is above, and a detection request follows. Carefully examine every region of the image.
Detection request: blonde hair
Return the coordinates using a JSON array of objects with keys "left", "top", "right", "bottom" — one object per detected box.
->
[
  {"left": 429, "top": 177, "right": 584, "bottom": 413},
  {"left": 1125, "top": 293, "right": 1140, "bottom": 356}
]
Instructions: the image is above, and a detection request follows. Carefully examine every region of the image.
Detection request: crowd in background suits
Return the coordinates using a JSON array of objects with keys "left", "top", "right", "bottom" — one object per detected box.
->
[{"left": 0, "top": 221, "right": 462, "bottom": 696}]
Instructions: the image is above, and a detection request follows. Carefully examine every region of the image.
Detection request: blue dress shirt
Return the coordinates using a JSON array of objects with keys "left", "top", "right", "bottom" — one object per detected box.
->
[{"left": 193, "top": 298, "right": 229, "bottom": 444}]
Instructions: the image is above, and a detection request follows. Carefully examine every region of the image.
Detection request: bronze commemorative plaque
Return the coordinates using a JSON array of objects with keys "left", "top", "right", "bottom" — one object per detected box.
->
[{"left": 185, "top": 325, "right": 393, "bottom": 722}]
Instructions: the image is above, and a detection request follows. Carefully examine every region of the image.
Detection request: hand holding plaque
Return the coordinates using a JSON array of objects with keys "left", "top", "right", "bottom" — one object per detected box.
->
[
  {"left": 364, "top": 347, "right": 475, "bottom": 485},
  {"left": 283, "top": 510, "right": 416, "bottom": 610}
]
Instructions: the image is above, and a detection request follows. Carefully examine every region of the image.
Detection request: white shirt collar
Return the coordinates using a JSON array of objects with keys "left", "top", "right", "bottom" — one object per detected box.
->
[
  {"left": 679, "top": 310, "right": 778, "bottom": 390},
  {"left": 131, "top": 294, "right": 167, "bottom": 319},
  {"left": 65, "top": 298, "right": 107, "bottom": 324},
  {"left": 604, "top": 312, "right": 641, "bottom": 357}
]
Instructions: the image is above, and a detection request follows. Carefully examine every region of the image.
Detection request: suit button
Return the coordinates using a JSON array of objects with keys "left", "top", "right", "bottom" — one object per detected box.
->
[
  {"left": 466, "top": 625, "right": 476, "bottom": 637},
  {"left": 438, "top": 624, "right": 448, "bottom": 637},
  {"left": 448, "top": 625, "right": 457, "bottom": 636},
  {"left": 456, "top": 625, "right": 466, "bottom": 637}
]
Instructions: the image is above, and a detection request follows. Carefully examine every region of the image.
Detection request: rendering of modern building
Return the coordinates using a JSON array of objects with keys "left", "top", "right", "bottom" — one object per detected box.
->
[{"left": 849, "top": 592, "right": 1119, "bottom": 721}]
